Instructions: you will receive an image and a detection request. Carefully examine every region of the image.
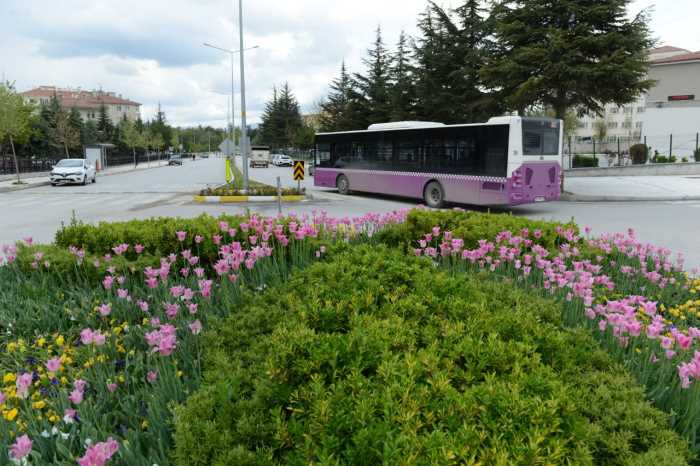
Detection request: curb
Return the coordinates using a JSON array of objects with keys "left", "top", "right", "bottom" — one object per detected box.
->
[
  {"left": 561, "top": 192, "right": 700, "bottom": 203},
  {"left": 194, "top": 194, "right": 308, "bottom": 204},
  {"left": 0, "top": 181, "right": 51, "bottom": 193}
]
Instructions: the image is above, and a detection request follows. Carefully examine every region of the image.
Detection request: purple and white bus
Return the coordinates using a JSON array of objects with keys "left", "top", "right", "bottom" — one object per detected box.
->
[{"left": 313, "top": 116, "right": 563, "bottom": 207}]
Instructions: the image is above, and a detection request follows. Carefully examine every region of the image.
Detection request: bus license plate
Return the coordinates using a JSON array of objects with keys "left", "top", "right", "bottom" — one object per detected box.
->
[{"left": 534, "top": 196, "right": 545, "bottom": 202}]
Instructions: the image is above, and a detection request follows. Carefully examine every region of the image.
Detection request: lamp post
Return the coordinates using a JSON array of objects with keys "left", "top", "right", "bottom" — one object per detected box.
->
[
  {"left": 238, "top": 0, "right": 250, "bottom": 191},
  {"left": 202, "top": 42, "right": 259, "bottom": 163}
]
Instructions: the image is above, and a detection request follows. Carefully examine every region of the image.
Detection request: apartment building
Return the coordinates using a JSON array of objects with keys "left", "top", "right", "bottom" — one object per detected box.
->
[
  {"left": 572, "top": 46, "right": 694, "bottom": 152},
  {"left": 21, "top": 86, "right": 141, "bottom": 123}
]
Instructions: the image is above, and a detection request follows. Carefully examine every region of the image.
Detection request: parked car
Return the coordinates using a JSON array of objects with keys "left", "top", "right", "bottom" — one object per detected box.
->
[
  {"left": 272, "top": 154, "right": 293, "bottom": 167},
  {"left": 50, "top": 159, "right": 96, "bottom": 186},
  {"left": 168, "top": 154, "right": 183, "bottom": 166}
]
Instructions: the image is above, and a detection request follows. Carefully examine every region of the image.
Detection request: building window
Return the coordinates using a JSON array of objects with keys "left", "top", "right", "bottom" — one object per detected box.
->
[
  {"left": 577, "top": 121, "right": 587, "bottom": 129},
  {"left": 117, "top": 105, "right": 122, "bottom": 111},
  {"left": 637, "top": 107, "right": 645, "bottom": 113},
  {"left": 623, "top": 107, "right": 632, "bottom": 114},
  {"left": 609, "top": 107, "right": 619, "bottom": 114},
  {"left": 635, "top": 122, "right": 643, "bottom": 129},
  {"left": 607, "top": 136, "right": 617, "bottom": 143},
  {"left": 622, "top": 122, "right": 632, "bottom": 129},
  {"left": 607, "top": 122, "right": 618, "bottom": 129}
]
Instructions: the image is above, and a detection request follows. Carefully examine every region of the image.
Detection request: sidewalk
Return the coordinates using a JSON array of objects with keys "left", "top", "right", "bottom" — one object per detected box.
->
[
  {"left": 562, "top": 175, "right": 700, "bottom": 202},
  {"left": 0, "top": 160, "right": 168, "bottom": 193}
]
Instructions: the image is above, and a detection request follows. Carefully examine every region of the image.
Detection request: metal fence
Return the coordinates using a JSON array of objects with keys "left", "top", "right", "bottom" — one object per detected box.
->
[
  {"left": 0, "top": 151, "right": 172, "bottom": 176},
  {"left": 565, "top": 132, "right": 700, "bottom": 169},
  {"left": 0, "top": 155, "right": 59, "bottom": 176}
]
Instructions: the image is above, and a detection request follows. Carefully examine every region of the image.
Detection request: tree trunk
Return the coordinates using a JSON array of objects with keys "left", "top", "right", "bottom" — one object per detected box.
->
[
  {"left": 64, "top": 142, "right": 69, "bottom": 158},
  {"left": 10, "top": 136, "right": 20, "bottom": 184},
  {"left": 133, "top": 147, "right": 137, "bottom": 167}
]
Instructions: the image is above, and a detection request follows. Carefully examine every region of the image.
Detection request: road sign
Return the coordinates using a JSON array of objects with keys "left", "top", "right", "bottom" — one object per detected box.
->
[
  {"left": 293, "top": 161, "right": 305, "bottom": 181},
  {"left": 219, "top": 139, "right": 234, "bottom": 156}
]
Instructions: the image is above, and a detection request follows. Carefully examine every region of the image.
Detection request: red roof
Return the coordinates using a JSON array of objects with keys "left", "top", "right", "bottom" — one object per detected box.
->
[
  {"left": 651, "top": 51, "right": 700, "bottom": 65},
  {"left": 20, "top": 86, "right": 140, "bottom": 107},
  {"left": 650, "top": 45, "right": 690, "bottom": 54}
]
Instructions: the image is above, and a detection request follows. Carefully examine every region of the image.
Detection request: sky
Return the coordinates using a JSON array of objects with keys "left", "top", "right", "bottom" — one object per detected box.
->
[{"left": 1, "top": 0, "right": 698, "bottom": 128}]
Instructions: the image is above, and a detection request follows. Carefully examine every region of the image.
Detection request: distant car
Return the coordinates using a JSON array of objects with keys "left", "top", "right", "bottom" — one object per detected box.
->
[
  {"left": 168, "top": 155, "right": 183, "bottom": 166},
  {"left": 250, "top": 145, "right": 271, "bottom": 168},
  {"left": 272, "top": 154, "right": 293, "bottom": 167},
  {"left": 50, "top": 159, "right": 96, "bottom": 186}
]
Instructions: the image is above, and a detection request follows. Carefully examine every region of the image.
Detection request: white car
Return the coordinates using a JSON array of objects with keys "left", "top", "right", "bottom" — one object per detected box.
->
[
  {"left": 272, "top": 154, "right": 293, "bottom": 167},
  {"left": 50, "top": 159, "right": 97, "bottom": 186}
]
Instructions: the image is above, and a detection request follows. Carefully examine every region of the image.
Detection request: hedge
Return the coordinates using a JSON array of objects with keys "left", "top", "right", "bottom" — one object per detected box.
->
[{"left": 172, "top": 245, "right": 690, "bottom": 465}]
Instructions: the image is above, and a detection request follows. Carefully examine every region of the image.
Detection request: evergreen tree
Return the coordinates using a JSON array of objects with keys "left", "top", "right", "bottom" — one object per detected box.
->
[
  {"left": 82, "top": 121, "right": 99, "bottom": 146},
  {"left": 354, "top": 27, "right": 392, "bottom": 125},
  {"left": 258, "top": 83, "right": 303, "bottom": 149},
  {"left": 150, "top": 103, "right": 172, "bottom": 150},
  {"left": 97, "top": 103, "right": 113, "bottom": 142},
  {"left": 388, "top": 31, "right": 417, "bottom": 121},
  {"left": 483, "top": 0, "right": 654, "bottom": 119},
  {"left": 319, "top": 62, "right": 358, "bottom": 132},
  {"left": 413, "top": 2, "right": 496, "bottom": 123}
]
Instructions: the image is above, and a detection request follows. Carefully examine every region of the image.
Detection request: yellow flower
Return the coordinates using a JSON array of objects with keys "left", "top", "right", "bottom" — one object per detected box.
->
[
  {"left": 7, "top": 342, "right": 17, "bottom": 353},
  {"left": 141, "top": 420, "right": 149, "bottom": 429},
  {"left": 60, "top": 377, "right": 69, "bottom": 386},
  {"left": 118, "top": 375, "right": 125, "bottom": 384},
  {"left": 32, "top": 400, "right": 46, "bottom": 410},
  {"left": 37, "top": 337, "right": 46, "bottom": 347},
  {"left": 113, "top": 327, "right": 122, "bottom": 336},
  {"left": 4, "top": 408, "right": 18, "bottom": 421},
  {"left": 55, "top": 335, "right": 65, "bottom": 346},
  {"left": 48, "top": 414, "right": 59, "bottom": 423},
  {"left": 3, "top": 373, "right": 16, "bottom": 384}
]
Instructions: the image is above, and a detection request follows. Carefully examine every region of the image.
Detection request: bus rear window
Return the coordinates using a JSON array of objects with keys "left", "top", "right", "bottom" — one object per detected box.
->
[{"left": 522, "top": 120, "right": 560, "bottom": 156}]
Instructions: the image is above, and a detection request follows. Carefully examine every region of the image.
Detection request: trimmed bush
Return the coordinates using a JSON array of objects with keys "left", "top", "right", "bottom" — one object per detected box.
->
[
  {"left": 695, "top": 148, "right": 700, "bottom": 162},
  {"left": 630, "top": 144, "right": 648, "bottom": 165},
  {"left": 573, "top": 155, "right": 598, "bottom": 168},
  {"left": 173, "top": 245, "right": 690, "bottom": 465}
]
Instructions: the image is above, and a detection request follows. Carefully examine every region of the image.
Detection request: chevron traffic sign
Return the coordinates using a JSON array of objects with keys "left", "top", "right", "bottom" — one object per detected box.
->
[{"left": 293, "top": 161, "right": 305, "bottom": 181}]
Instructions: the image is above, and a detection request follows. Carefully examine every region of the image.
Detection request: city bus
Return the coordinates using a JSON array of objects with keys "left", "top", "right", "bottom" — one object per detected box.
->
[{"left": 313, "top": 116, "right": 563, "bottom": 207}]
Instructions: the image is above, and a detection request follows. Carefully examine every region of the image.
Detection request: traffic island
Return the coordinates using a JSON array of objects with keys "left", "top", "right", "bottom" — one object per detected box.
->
[
  {"left": 194, "top": 194, "right": 308, "bottom": 203},
  {"left": 194, "top": 182, "right": 308, "bottom": 204}
]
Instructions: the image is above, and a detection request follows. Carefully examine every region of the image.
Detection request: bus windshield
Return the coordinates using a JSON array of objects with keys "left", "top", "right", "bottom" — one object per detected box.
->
[{"left": 522, "top": 119, "right": 560, "bottom": 156}]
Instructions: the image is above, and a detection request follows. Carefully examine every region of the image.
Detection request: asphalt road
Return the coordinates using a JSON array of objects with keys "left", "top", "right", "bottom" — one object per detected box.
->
[{"left": 2, "top": 156, "right": 698, "bottom": 271}]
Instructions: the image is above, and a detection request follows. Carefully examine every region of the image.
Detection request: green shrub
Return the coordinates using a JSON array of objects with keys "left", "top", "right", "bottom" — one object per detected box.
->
[
  {"left": 573, "top": 155, "right": 598, "bottom": 168},
  {"left": 652, "top": 155, "right": 678, "bottom": 164},
  {"left": 374, "top": 209, "right": 572, "bottom": 252},
  {"left": 173, "top": 245, "right": 690, "bottom": 465},
  {"left": 629, "top": 144, "right": 648, "bottom": 165}
]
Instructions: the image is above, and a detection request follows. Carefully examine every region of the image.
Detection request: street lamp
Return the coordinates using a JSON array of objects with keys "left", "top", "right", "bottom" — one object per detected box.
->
[{"left": 202, "top": 42, "right": 259, "bottom": 164}]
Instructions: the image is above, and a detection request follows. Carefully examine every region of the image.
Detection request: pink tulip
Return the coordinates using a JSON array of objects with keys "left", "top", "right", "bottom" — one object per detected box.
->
[
  {"left": 176, "top": 230, "right": 187, "bottom": 242},
  {"left": 10, "top": 434, "right": 32, "bottom": 460},
  {"left": 46, "top": 357, "right": 62, "bottom": 373},
  {"left": 189, "top": 320, "right": 203, "bottom": 335},
  {"left": 147, "top": 371, "right": 158, "bottom": 383}
]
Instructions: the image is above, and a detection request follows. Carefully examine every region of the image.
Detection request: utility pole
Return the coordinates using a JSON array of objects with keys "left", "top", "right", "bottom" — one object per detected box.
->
[{"left": 238, "top": 0, "right": 250, "bottom": 191}]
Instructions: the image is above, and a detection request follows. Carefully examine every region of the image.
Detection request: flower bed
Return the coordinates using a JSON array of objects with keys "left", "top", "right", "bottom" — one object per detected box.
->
[
  {"left": 2, "top": 208, "right": 700, "bottom": 464},
  {"left": 173, "top": 244, "right": 690, "bottom": 465},
  {"left": 0, "top": 210, "right": 408, "bottom": 464},
  {"left": 413, "top": 219, "right": 700, "bottom": 452}
]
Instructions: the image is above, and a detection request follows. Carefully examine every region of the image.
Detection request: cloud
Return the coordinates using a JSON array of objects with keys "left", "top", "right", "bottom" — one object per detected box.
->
[{"left": 2, "top": 0, "right": 697, "bottom": 127}]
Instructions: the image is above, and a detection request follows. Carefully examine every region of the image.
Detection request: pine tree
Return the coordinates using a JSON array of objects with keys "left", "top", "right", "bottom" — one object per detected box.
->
[
  {"left": 483, "top": 0, "right": 654, "bottom": 119},
  {"left": 97, "top": 103, "right": 113, "bottom": 142},
  {"left": 413, "top": 2, "right": 496, "bottom": 124},
  {"left": 258, "top": 83, "right": 304, "bottom": 150},
  {"left": 319, "top": 62, "right": 355, "bottom": 132},
  {"left": 388, "top": 31, "right": 417, "bottom": 121},
  {"left": 354, "top": 27, "right": 392, "bottom": 125}
]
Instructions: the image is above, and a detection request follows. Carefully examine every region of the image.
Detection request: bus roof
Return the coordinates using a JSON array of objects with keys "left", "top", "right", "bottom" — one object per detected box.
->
[{"left": 315, "top": 116, "right": 559, "bottom": 137}]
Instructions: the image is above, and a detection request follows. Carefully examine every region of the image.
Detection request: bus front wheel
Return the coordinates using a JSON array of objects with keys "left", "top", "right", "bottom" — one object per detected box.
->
[
  {"left": 337, "top": 175, "right": 350, "bottom": 195},
  {"left": 424, "top": 181, "right": 444, "bottom": 208}
]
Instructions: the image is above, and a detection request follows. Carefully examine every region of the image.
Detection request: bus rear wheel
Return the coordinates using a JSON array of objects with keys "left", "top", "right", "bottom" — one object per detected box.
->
[
  {"left": 336, "top": 175, "right": 350, "bottom": 195},
  {"left": 424, "top": 181, "right": 445, "bottom": 208}
]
